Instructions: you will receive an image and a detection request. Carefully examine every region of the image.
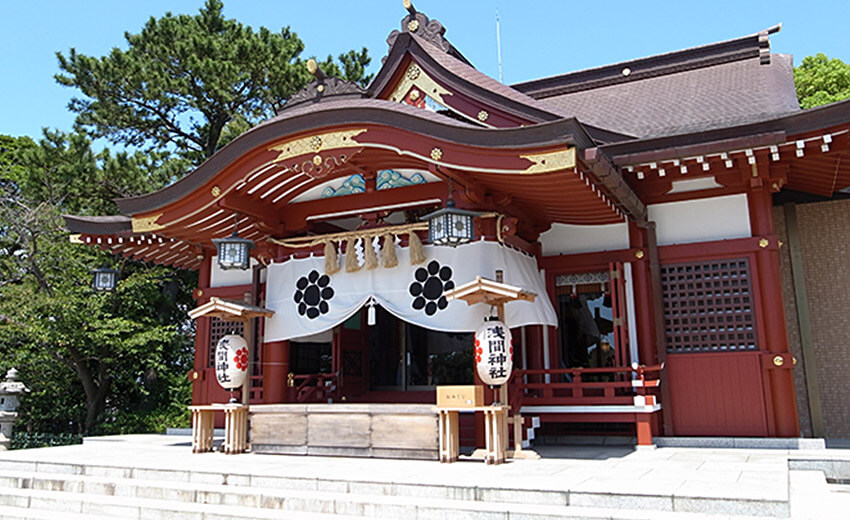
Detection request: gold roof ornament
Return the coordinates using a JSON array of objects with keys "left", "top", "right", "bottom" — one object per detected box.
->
[{"left": 131, "top": 213, "right": 166, "bottom": 233}]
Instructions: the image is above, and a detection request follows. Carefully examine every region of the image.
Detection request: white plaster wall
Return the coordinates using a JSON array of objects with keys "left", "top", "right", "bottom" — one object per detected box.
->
[
  {"left": 209, "top": 257, "right": 259, "bottom": 288},
  {"left": 648, "top": 194, "right": 751, "bottom": 246},
  {"left": 540, "top": 223, "right": 630, "bottom": 256}
]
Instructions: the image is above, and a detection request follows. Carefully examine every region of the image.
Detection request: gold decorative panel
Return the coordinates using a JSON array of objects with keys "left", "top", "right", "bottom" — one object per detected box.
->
[{"left": 269, "top": 129, "right": 367, "bottom": 163}]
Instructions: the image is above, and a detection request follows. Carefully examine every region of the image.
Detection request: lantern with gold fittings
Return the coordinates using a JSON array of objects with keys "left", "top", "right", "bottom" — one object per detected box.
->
[
  {"left": 212, "top": 214, "right": 254, "bottom": 270},
  {"left": 421, "top": 182, "right": 481, "bottom": 247},
  {"left": 91, "top": 266, "right": 118, "bottom": 292}
]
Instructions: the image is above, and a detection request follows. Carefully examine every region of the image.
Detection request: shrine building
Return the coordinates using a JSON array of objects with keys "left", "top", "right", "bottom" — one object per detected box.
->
[{"left": 65, "top": 3, "right": 850, "bottom": 452}]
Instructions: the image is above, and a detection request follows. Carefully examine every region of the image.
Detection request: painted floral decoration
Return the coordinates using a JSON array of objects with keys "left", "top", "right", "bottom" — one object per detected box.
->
[
  {"left": 294, "top": 269, "right": 334, "bottom": 319},
  {"left": 409, "top": 260, "right": 454, "bottom": 316},
  {"left": 233, "top": 347, "right": 249, "bottom": 371}
]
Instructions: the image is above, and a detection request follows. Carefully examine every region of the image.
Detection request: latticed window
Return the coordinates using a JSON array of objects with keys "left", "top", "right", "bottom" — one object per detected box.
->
[
  {"left": 207, "top": 318, "right": 245, "bottom": 368},
  {"left": 660, "top": 258, "right": 758, "bottom": 353}
]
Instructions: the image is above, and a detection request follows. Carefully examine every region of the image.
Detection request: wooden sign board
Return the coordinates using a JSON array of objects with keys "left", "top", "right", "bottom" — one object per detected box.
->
[{"left": 436, "top": 385, "right": 484, "bottom": 408}]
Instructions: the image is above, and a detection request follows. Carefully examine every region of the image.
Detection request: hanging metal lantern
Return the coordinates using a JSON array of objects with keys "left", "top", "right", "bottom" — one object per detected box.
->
[
  {"left": 474, "top": 317, "right": 514, "bottom": 386},
  {"left": 214, "top": 334, "right": 249, "bottom": 390},
  {"left": 91, "top": 266, "right": 118, "bottom": 292},
  {"left": 212, "top": 232, "right": 254, "bottom": 270},
  {"left": 421, "top": 199, "right": 481, "bottom": 247}
]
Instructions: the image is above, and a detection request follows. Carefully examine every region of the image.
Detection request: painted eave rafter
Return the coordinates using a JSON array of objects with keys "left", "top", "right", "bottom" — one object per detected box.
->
[
  {"left": 68, "top": 230, "right": 203, "bottom": 270},
  {"left": 602, "top": 99, "right": 850, "bottom": 196},
  {"left": 116, "top": 106, "right": 641, "bottom": 242}
]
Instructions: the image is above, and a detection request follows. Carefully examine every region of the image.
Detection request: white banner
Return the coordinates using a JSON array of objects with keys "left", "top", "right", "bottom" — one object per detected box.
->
[{"left": 264, "top": 240, "right": 557, "bottom": 342}]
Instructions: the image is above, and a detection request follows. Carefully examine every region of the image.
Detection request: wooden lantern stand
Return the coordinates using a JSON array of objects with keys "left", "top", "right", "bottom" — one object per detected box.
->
[
  {"left": 187, "top": 297, "right": 274, "bottom": 454},
  {"left": 440, "top": 274, "right": 541, "bottom": 464}
]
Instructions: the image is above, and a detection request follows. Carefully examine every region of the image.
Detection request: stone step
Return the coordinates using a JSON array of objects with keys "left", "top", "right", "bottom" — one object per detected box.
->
[
  {"left": 0, "top": 487, "right": 369, "bottom": 520},
  {"left": 0, "top": 468, "right": 783, "bottom": 520},
  {"left": 0, "top": 460, "right": 790, "bottom": 518},
  {"left": 0, "top": 485, "right": 779, "bottom": 520},
  {"left": 0, "top": 504, "right": 118, "bottom": 520}
]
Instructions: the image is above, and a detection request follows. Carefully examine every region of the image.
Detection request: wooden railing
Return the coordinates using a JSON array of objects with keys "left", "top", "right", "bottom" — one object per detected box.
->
[
  {"left": 509, "top": 364, "right": 663, "bottom": 413},
  {"left": 287, "top": 372, "right": 340, "bottom": 403}
]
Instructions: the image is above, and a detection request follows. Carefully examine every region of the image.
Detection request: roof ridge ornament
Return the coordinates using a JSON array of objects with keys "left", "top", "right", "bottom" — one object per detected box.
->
[
  {"left": 282, "top": 59, "right": 367, "bottom": 111},
  {"left": 758, "top": 23, "right": 780, "bottom": 65},
  {"left": 387, "top": 0, "right": 452, "bottom": 55}
]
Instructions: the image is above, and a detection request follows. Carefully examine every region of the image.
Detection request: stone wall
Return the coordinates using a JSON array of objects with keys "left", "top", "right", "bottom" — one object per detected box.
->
[{"left": 775, "top": 198, "right": 850, "bottom": 439}]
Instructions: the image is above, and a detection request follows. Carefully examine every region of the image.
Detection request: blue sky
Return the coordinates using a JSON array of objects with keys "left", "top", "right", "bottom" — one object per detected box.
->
[{"left": 2, "top": 1, "right": 848, "bottom": 141}]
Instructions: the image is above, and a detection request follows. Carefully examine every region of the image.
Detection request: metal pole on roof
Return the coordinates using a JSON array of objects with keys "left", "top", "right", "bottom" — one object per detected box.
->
[{"left": 496, "top": 9, "right": 503, "bottom": 83}]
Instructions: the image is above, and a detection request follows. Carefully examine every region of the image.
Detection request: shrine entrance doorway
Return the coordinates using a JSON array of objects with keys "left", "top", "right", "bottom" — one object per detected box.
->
[{"left": 352, "top": 306, "right": 474, "bottom": 401}]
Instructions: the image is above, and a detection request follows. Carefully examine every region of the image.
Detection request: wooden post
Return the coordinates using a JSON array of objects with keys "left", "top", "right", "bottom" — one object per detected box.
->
[
  {"left": 241, "top": 317, "right": 253, "bottom": 405},
  {"left": 748, "top": 183, "right": 800, "bottom": 437},
  {"left": 192, "top": 254, "right": 212, "bottom": 406},
  {"left": 222, "top": 404, "right": 249, "bottom": 454},
  {"left": 784, "top": 202, "right": 825, "bottom": 438},
  {"left": 190, "top": 407, "right": 215, "bottom": 453},
  {"left": 262, "top": 340, "right": 290, "bottom": 403},
  {"left": 628, "top": 221, "right": 659, "bottom": 366},
  {"left": 644, "top": 223, "right": 674, "bottom": 436}
]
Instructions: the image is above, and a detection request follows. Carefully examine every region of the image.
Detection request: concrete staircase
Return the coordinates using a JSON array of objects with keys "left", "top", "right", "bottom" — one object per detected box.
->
[{"left": 0, "top": 457, "right": 787, "bottom": 520}]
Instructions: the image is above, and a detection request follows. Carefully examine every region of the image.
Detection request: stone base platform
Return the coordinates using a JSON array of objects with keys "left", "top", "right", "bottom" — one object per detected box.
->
[
  {"left": 0, "top": 434, "right": 847, "bottom": 519},
  {"left": 250, "top": 403, "right": 438, "bottom": 460}
]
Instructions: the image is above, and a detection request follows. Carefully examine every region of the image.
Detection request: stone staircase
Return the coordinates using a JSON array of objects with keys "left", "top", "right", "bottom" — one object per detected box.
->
[{"left": 0, "top": 457, "right": 787, "bottom": 520}]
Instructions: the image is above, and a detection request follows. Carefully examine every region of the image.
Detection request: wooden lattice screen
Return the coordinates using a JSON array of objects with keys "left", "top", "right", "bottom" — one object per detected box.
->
[
  {"left": 660, "top": 258, "right": 758, "bottom": 353},
  {"left": 207, "top": 318, "right": 245, "bottom": 368}
]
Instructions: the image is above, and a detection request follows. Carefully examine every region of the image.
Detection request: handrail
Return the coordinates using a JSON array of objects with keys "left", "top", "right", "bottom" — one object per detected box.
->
[
  {"left": 509, "top": 365, "right": 663, "bottom": 413},
  {"left": 289, "top": 372, "right": 340, "bottom": 403},
  {"left": 515, "top": 364, "right": 664, "bottom": 376}
]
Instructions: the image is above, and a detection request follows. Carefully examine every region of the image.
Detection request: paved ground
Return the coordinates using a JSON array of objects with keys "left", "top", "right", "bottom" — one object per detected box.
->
[{"left": 0, "top": 434, "right": 848, "bottom": 519}]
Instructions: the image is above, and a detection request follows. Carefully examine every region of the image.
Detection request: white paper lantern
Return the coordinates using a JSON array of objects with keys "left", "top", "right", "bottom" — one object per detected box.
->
[
  {"left": 214, "top": 334, "right": 249, "bottom": 390},
  {"left": 474, "top": 319, "right": 513, "bottom": 386}
]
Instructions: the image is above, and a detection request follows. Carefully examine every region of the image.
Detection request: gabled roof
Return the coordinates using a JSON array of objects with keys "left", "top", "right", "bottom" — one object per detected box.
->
[
  {"left": 188, "top": 297, "right": 274, "bottom": 321},
  {"left": 444, "top": 276, "right": 537, "bottom": 307},
  {"left": 370, "top": 32, "right": 568, "bottom": 127},
  {"left": 514, "top": 25, "right": 799, "bottom": 138}
]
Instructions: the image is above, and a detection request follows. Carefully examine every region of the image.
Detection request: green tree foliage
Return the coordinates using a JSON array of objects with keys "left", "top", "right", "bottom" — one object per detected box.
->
[
  {"left": 795, "top": 53, "right": 850, "bottom": 109},
  {"left": 0, "top": 133, "right": 195, "bottom": 435},
  {"left": 56, "top": 0, "right": 372, "bottom": 163},
  {"left": 3, "top": 1, "right": 375, "bottom": 437}
]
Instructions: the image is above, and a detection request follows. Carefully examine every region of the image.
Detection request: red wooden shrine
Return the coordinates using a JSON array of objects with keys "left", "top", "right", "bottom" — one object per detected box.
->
[{"left": 66, "top": 4, "right": 850, "bottom": 443}]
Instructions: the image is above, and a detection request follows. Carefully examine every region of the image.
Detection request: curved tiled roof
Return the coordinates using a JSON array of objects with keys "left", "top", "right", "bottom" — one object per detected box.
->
[
  {"left": 407, "top": 33, "right": 570, "bottom": 121},
  {"left": 533, "top": 54, "right": 799, "bottom": 138},
  {"left": 513, "top": 26, "right": 800, "bottom": 138}
]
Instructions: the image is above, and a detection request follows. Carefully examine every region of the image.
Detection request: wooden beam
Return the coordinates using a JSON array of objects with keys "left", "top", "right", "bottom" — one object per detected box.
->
[
  {"left": 275, "top": 181, "right": 446, "bottom": 232},
  {"left": 218, "top": 195, "right": 283, "bottom": 235},
  {"left": 583, "top": 148, "right": 647, "bottom": 224},
  {"left": 431, "top": 164, "right": 488, "bottom": 205}
]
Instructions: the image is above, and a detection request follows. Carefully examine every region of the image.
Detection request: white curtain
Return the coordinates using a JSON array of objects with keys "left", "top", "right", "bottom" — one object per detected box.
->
[{"left": 264, "top": 240, "right": 557, "bottom": 342}]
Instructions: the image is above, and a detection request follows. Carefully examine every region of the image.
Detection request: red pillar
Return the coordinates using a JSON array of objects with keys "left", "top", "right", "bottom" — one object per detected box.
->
[
  {"left": 628, "top": 222, "right": 658, "bottom": 366},
  {"left": 525, "top": 325, "right": 545, "bottom": 370},
  {"left": 748, "top": 185, "right": 800, "bottom": 437},
  {"left": 262, "top": 341, "right": 290, "bottom": 404},
  {"left": 192, "top": 254, "right": 212, "bottom": 405}
]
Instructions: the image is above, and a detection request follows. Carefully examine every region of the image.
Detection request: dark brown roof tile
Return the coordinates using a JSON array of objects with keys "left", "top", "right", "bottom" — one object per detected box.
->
[{"left": 534, "top": 53, "right": 799, "bottom": 138}]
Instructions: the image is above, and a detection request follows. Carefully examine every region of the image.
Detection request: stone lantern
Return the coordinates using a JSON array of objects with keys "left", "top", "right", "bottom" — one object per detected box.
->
[{"left": 0, "top": 368, "right": 29, "bottom": 451}]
